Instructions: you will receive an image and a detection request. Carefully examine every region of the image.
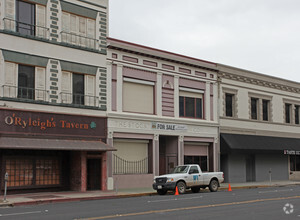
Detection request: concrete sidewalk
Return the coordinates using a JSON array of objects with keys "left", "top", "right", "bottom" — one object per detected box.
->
[{"left": 0, "top": 180, "right": 299, "bottom": 207}]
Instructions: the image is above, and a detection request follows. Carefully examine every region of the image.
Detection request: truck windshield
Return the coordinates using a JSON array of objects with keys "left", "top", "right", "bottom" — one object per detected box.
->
[{"left": 172, "top": 166, "right": 189, "bottom": 173}]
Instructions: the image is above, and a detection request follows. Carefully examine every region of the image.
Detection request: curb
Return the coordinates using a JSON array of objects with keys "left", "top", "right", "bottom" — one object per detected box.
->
[
  {"left": 0, "top": 202, "right": 13, "bottom": 207},
  {"left": 5, "top": 183, "right": 300, "bottom": 207},
  {"left": 11, "top": 192, "right": 157, "bottom": 207}
]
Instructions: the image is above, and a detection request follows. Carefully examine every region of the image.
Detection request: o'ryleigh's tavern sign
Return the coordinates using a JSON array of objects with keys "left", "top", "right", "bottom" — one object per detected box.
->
[{"left": 0, "top": 109, "right": 106, "bottom": 138}]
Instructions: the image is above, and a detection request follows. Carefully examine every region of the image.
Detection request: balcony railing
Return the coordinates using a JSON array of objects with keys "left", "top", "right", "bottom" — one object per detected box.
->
[
  {"left": 60, "top": 92, "right": 99, "bottom": 107},
  {"left": 3, "top": 18, "right": 49, "bottom": 39},
  {"left": 61, "top": 31, "right": 98, "bottom": 50},
  {"left": 113, "top": 154, "right": 149, "bottom": 175},
  {"left": 2, "top": 85, "right": 49, "bottom": 102}
]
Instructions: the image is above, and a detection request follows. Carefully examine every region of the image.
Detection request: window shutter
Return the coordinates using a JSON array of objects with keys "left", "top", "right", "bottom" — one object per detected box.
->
[
  {"left": 84, "top": 75, "right": 96, "bottom": 106},
  {"left": 35, "top": 67, "right": 46, "bottom": 101},
  {"left": 36, "top": 5, "right": 46, "bottom": 38},
  {"left": 4, "top": 62, "right": 17, "bottom": 98},
  {"left": 79, "top": 17, "right": 86, "bottom": 47},
  {"left": 70, "top": 14, "right": 77, "bottom": 44},
  {"left": 87, "top": 19, "right": 96, "bottom": 49},
  {"left": 5, "top": 0, "right": 16, "bottom": 31},
  {"left": 61, "top": 71, "right": 72, "bottom": 103},
  {"left": 123, "top": 81, "right": 154, "bottom": 114},
  {"left": 62, "top": 12, "right": 70, "bottom": 43}
]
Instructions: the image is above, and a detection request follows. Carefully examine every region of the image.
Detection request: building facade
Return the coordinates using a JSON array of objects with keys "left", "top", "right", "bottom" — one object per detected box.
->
[
  {"left": 0, "top": 0, "right": 113, "bottom": 193},
  {"left": 218, "top": 64, "right": 300, "bottom": 183},
  {"left": 106, "top": 38, "right": 220, "bottom": 190}
]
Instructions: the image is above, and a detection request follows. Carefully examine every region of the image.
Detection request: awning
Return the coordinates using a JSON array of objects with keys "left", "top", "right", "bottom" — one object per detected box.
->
[
  {"left": 221, "top": 133, "right": 300, "bottom": 151},
  {"left": 0, "top": 137, "right": 116, "bottom": 151}
]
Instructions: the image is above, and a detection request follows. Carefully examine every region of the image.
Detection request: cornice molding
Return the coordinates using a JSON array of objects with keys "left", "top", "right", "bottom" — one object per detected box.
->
[{"left": 219, "top": 72, "right": 300, "bottom": 94}]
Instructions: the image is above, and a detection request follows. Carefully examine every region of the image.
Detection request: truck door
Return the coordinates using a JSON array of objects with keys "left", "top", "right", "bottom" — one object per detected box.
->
[{"left": 186, "top": 165, "right": 203, "bottom": 187}]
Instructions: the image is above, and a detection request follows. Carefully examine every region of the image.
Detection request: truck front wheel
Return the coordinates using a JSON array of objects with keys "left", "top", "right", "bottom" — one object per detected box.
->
[
  {"left": 209, "top": 179, "right": 219, "bottom": 192},
  {"left": 157, "top": 189, "right": 167, "bottom": 195},
  {"left": 177, "top": 181, "right": 186, "bottom": 194}
]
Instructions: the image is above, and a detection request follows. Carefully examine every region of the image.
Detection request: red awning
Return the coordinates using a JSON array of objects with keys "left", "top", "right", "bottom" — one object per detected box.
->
[{"left": 0, "top": 137, "right": 116, "bottom": 151}]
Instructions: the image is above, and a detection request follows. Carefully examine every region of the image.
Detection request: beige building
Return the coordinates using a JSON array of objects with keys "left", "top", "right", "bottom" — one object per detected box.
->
[
  {"left": 218, "top": 64, "right": 300, "bottom": 182},
  {"left": 106, "top": 38, "right": 220, "bottom": 190}
]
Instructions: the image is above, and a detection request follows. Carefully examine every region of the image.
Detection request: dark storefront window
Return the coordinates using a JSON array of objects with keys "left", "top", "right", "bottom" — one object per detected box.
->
[
  {"left": 16, "top": 0, "right": 35, "bottom": 36},
  {"left": 251, "top": 98, "right": 258, "bottom": 120},
  {"left": 225, "top": 93, "right": 234, "bottom": 117},
  {"left": 262, "top": 99, "right": 269, "bottom": 121},
  {"left": 285, "top": 103, "right": 291, "bottom": 123},
  {"left": 290, "top": 155, "right": 300, "bottom": 171},
  {"left": 5, "top": 157, "right": 60, "bottom": 188},
  {"left": 179, "top": 96, "right": 203, "bottom": 119},
  {"left": 18, "top": 65, "right": 35, "bottom": 100},
  {"left": 72, "top": 73, "right": 85, "bottom": 105},
  {"left": 295, "top": 105, "right": 300, "bottom": 125},
  {"left": 184, "top": 156, "right": 207, "bottom": 172}
]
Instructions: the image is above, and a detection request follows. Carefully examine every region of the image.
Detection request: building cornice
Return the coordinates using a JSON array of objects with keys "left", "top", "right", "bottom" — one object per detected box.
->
[{"left": 219, "top": 71, "right": 300, "bottom": 94}]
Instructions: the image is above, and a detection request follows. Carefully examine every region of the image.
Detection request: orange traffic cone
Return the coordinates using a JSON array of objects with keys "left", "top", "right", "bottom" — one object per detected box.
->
[
  {"left": 228, "top": 184, "right": 232, "bottom": 192},
  {"left": 175, "top": 186, "right": 179, "bottom": 195}
]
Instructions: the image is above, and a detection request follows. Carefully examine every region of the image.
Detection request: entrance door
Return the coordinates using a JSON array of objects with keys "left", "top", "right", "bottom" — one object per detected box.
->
[
  {"left": 87, "top": 159, "right": 101, "bottom": 190},
  {"left": 246, "top": 155, "right": 255, "bottom": 182}
]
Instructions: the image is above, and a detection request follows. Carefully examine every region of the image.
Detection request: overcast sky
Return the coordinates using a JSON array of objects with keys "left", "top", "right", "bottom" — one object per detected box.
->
[{"left": 109, "top": 0, "right": 300, "bottom": 83}]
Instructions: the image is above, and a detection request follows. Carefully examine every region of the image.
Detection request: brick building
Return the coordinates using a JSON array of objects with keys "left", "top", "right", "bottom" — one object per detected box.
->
[{"left": 0, "top": 0, "right": 114, "bottom": 193}]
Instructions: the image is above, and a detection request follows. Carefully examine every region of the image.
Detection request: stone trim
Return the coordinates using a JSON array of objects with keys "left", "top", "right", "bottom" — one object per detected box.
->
[
  {"left": 98, "top": 68, "right": 107, "bottom": 110},
  {"left": 219, "top": 72, "right": 300, "bottom": 94},
  {"left": 49, "top": 59, "right": 59, "bottom": 103},
  {"left": 49, "top": 0, "right": 59, "bottom": 42}
]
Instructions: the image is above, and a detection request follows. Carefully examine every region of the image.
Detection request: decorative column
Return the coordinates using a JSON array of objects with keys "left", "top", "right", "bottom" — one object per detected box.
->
[
  {"left": 153, "top": 134, "right": 159, "bottom": 176},
  {"left": 116, "top": 64, "right": 123, "bottom": 112},
  {"left": 205, "top": 82, "right": 211, "bottom": 121},
  {"left": 174, "top": 76, "right": 179, "bottom": 118},
  {"left": 178, "top": 135, "right": 184, "bottom": 165},
  {"left": 156, "top": 72, "right": 162, "bottom": 116},
  {"left": 106, "top": 61, "right": 112, "bottom": 112},
  {"left": 106, "top": 131, "right": 114, "bottom": 190}
]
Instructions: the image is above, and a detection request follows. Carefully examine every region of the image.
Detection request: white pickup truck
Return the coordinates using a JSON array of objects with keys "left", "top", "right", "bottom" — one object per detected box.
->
[{"left": 153, "top": 164, "right": 224, "bottom": 195}]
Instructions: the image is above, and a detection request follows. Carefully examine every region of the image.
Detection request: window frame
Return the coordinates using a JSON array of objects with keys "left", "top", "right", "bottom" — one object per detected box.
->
[
  {"left": 222, "top": 88, "right": 237, "bottom": 118},
  {"left": 248, "top": 93, "right": 272, "bottom": 122},
  {"left": 250, "top": 97, "right": 258, "bottom": 120},
  {"left": 179, "top": 96, "right": 203, "bottom": 119}
]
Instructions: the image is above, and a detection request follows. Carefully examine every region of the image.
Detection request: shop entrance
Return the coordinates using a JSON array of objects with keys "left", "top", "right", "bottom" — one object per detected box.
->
[
  {"left": 159, "top": 136, "right": 178, "bottom": 175},
  {"left": 87, "top": 159, "right": 102, "bottom": 190}
]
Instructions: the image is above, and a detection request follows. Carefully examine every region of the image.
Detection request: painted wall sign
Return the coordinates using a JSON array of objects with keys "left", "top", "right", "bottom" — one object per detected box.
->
[
  {"left": 0, "top": 109, "right": 106, "bottom": 138},
  {"left": 152, "top": 122, "right": 187, "bottom": 131},
  {"left": 284, "top": 150, "right": 300, "bottom": 155}
]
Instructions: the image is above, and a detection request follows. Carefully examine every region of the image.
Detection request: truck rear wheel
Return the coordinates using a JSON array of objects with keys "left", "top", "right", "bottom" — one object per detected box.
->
[
  {"left": 209, "top": 179, "right": 219, "bottom": 192},
  {"left": 177, "top": 181, "right": 186, "bottom": 194},
  {"left": 191, "top": 186, "right": 200, "bottom": 193},
  {"left": 157, "top": 189, "right": 167, "bottom": 195}
]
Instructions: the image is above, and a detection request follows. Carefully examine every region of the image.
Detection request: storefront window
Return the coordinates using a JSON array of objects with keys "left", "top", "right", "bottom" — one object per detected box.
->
[
  {"left": 36, "top": 159, "right": 60, "bottom": 185},
  {"left": 5, "top": 157, "right": 60, "bottom": 187},
  {"left": 6, "top": 158, "right": 33, "bottom": 187},
  {"left": 290, "top": 155, "right": 300, "bottom": 171}
]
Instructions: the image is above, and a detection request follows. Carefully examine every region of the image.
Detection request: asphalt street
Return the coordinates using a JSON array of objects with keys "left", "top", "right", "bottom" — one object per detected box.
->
[{"left": 0, "top": 185, "right": 300, "bottom": 220}]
